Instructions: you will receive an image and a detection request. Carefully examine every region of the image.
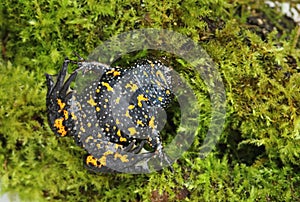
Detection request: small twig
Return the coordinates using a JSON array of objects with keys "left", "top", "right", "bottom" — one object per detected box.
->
[{"left": 292, "top": 25, "right": 300, "bottom": 49}]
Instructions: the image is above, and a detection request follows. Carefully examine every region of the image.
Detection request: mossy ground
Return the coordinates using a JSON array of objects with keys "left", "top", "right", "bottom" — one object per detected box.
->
[{"left": 1, "top": 0, "right": 300, "bottom": 201}]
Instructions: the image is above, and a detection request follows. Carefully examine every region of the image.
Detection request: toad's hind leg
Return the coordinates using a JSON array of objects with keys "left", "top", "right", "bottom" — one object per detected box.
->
[
  {"left": 83, "top": 141, "right": 154, "bottom": 173},
  {"left": 84, "top": 152, "right": 154, "bottom": 173}
]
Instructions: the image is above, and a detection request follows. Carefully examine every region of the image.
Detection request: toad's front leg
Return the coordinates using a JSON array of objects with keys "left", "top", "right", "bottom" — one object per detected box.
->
[{"left": 45, "top": 58, "right": 77, "bottom": 137}]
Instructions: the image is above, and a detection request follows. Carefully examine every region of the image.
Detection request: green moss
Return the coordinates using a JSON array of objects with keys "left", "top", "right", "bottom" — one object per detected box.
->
[{"left": 1, "top": 0, "right": 300, "bottom": 201}]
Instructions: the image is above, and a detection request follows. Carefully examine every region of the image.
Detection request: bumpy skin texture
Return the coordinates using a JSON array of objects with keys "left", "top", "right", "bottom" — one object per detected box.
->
[{"left": 46, "top": 57, "right": 173, "bottom": 173}]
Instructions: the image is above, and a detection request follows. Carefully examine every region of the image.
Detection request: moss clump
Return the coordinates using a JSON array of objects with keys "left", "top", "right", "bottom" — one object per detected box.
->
[{"left": 1, "top": 0, "right": 300, "bottom": 201}]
